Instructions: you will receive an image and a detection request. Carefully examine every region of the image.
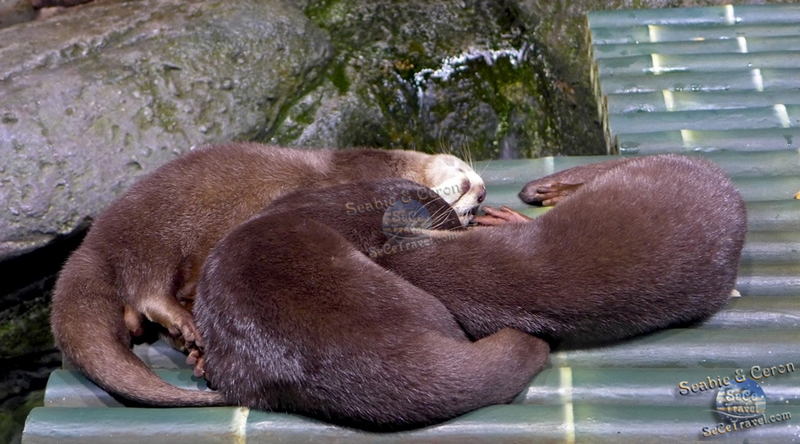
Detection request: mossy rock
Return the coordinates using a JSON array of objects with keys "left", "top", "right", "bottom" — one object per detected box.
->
[{"left": 269, "top": 0, "right": 606, "bottom": 159}]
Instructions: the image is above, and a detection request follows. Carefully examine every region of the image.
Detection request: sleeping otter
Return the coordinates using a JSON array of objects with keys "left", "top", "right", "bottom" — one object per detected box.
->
[
  {"left": 193, "top": 154, "right": 746, "bottom": 428},
  {"left": 385, "top": 154, "right": 747, "bottom": 342},
  {"left": 194, "top": 194, "right": 548, "bottom": 429},
  {"left": 50, "top": 142, "right": 486, "bottom": 407}
]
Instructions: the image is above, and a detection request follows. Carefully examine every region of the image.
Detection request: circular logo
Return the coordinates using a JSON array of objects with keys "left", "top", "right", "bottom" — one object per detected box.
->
[
  {"left": 381, "top": 198, "right": 432, "bottom": 245},
  {"left": 715, "top": 378, "right": 766, "bottom": 425}
]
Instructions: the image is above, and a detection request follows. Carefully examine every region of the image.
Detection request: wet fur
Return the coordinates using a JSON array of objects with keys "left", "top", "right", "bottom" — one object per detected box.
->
[{"left": 50, "top": 143, "right": 483, "bottom": 407}]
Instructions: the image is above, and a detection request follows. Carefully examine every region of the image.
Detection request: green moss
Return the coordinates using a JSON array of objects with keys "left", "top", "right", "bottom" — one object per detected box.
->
[
  {"left": 1, "top": 390, "right": 44, "bottom": 444},
  {"left": 328, "top": 62, "right": 350, "bottom": 95},
  {"left": 0, "top": 297, "right": 53, "bottom": 359},
  {"left": 278, "top": 0, "right": 611, "bottom": 159},
  {"left": 408, "top": 40, "right": 425, "bottom": 58},
  {"left": 305, "top": 0, "right": 347, "bottom": 27}
]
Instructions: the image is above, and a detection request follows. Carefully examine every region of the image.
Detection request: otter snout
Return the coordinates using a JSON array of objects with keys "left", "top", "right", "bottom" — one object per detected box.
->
[
  {"left": 426, "top": 155, "right": 487, "bottom": 227},
  {"left": 451, "top": 174, "right": 487, "bottom": 226}
]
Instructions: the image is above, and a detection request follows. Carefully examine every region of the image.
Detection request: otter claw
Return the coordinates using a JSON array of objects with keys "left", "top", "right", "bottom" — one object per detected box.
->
[{"left": 178, "top": 321, "right": 206, "bottom": 350}]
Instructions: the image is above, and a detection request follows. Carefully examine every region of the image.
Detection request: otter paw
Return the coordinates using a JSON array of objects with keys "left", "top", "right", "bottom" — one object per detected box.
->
[
  {"left": 519, "top": 182, "right": 580, "bottom": 206},
  {"left": 187, "top": 348, "right": 206, "bottom": 377},
  {"left": 124, "top": 305, "right": 145, "bottom": 338},
  {"left": 171, "top": 314, "right": 205, "bottom": 350},
  {"left": 473, "top": 206, "right": 533, "bottom": 226},
  {"left": 144, "top": 297, "right": 204, "bottom": 348}
]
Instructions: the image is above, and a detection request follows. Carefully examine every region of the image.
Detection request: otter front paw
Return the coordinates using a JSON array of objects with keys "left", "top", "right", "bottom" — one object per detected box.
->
[
  {"left": 473, "top": 206, "right": 533, "bottom": 226},
  {"left": 170, "top": 311, "right": 205, "bottom": 350}
]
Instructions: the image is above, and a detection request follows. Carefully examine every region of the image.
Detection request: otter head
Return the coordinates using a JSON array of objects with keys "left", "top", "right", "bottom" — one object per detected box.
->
[{"left": 422, "top": 154, "right": 486, "bottom": 227}]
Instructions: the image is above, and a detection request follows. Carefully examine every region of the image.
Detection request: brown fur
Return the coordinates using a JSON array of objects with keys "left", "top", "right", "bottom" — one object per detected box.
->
[
  {"left": 254, "top": 178, "right": 467, "bottom": 254},
  {"left": 238, "top": 154, "right": 746, "bottom": 345},
  {"left": 194, "top": 195, "right": 548, "bottom": 429},
  {"left": 50, "top": 143, "right": 485, "bottom": 407},
  {"left": 382, "top": 154, "right": 747, "bottom": 342},
  {"left": 518, "top": 157, "right": 630, "bottom": 206},
  {"left": 191, "top": 154, "right": 745, "bottom": 428}
]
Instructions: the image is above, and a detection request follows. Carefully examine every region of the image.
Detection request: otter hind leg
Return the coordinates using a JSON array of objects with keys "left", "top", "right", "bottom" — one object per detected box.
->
[
  {"left": 123, "top": 305, "right": 145, "bottom": 338},
  {"left": 378, "top": 327, "right": 549, "bottom": 428}
]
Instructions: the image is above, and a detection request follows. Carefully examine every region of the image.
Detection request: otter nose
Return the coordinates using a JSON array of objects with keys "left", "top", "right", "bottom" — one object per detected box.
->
[{"left": 477, "top": 187, "right": 486, "bottom": 203}]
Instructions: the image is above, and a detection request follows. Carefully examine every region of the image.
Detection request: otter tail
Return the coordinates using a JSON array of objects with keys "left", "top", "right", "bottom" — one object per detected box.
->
[{"left": 51, "top": 248, "right": 225, "bottom": 407}]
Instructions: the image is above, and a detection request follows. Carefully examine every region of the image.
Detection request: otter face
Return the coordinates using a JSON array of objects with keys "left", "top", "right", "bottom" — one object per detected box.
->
[{"left": 424, "top": 155, "right": 486, "bottom": 227}]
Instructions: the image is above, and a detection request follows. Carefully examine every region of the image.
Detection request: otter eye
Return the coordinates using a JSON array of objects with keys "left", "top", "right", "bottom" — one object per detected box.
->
[{"left": 460, "top": 179, "right": 471, "bottom": 195}]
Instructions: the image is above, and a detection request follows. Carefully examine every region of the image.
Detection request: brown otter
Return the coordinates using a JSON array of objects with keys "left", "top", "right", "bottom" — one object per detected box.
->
[
  {"left": 193, "top": 182, "right": 548, "bottom": 429},
  {"left": 382, "top": 154, "right": 748, "bottom": 343},
  {"left": 193, "top": 154, "right": 745, "bottom": 428},
  {"left": 204, "top": 154, "right": 745, "bottom": 347},
  {"left": 50, "top": 142, "right": 486, "bottom": 407}
]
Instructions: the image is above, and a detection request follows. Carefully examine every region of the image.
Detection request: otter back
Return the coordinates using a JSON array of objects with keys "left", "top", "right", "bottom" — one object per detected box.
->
[
  {"left": 379, "top": 154, "right": 748, "bottom": 342},
  {"left": 194, "top": 212, "right": 548, "bottom": 429}
]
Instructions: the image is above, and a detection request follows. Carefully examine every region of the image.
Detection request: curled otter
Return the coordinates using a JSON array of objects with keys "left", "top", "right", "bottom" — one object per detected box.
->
[
  {"left": 384, "top": 154, "right": 747, "bottom": 343},
  {"left": 215, "top": 155, "right": 745, "bottom": 344},
  {"left": 193, "top": 154, "right": 746, "bottom": 428},
  {"left": 50, "top": 143, "right": 486, "bottom": 406},
  {"left": 194, "top": 198, "right": 548, "bottom": 429}
]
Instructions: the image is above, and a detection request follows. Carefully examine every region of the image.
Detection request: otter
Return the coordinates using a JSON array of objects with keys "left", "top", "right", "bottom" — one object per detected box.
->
[
  {"left": 193, "top": 154, "right": 745, "bottom": 428},
  {"left": 221, "top": 155, "right": 745, "bottom": 343},
  {"left": 50, "top": 142, "right": 486, "bottom": 407},
  {"left": 383, "top": 154, "right": 748, "bottom": 343},
  {"left": 193, "top": 186, "right": 548, "bottom": 429}
]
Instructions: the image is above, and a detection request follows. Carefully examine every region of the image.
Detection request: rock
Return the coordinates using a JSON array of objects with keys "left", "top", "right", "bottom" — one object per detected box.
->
[
  {"left": 30, "top": 0, "right": 93, "bottom": 8},
  {"left": 0, "top": 0, "right": 332, "bottom": 260},
  {"left": 270, "top": 0, "right": 608, "bottom": 160},
  {"left": 0, "top": 0, "right": 35, "bottom": 29},
  {"left": 1, "top": 383, "right": 48, "bottom": 444}
]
